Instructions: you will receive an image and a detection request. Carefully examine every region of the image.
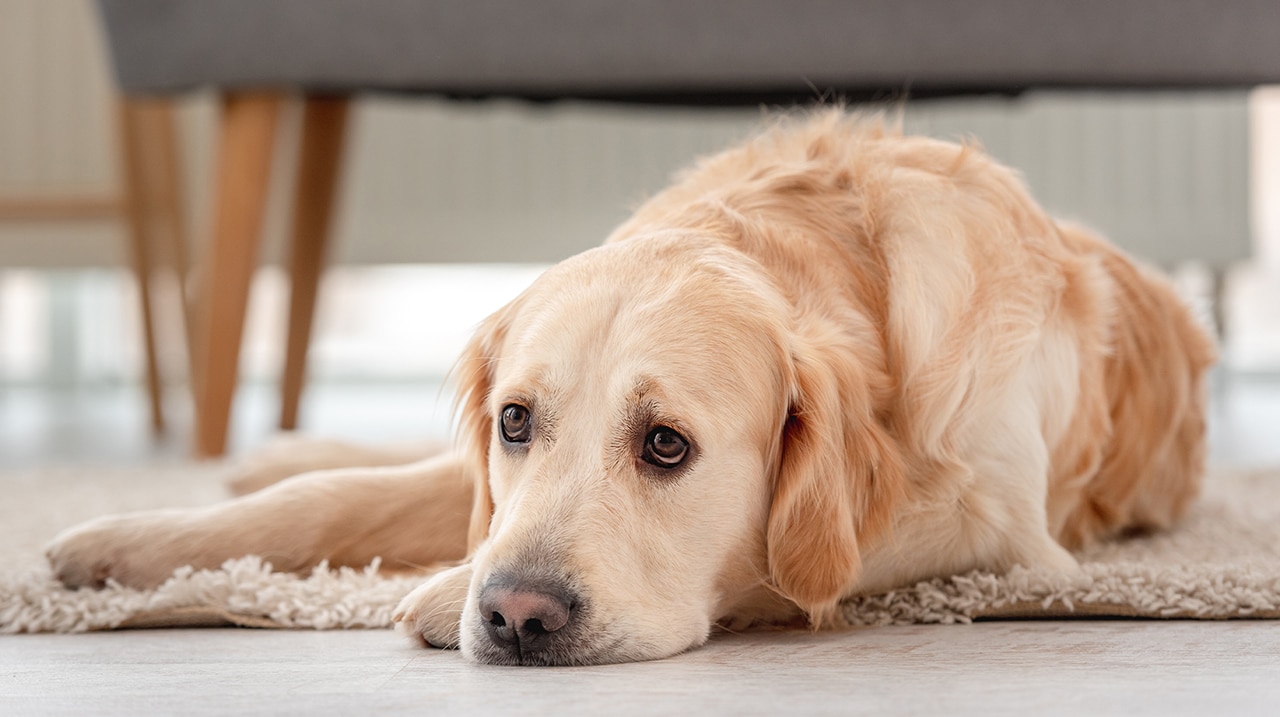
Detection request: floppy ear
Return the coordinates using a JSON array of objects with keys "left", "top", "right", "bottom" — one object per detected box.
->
[
  {"left": 768, "top": 317, "right": 906, "bottom": 624},
  {"left": 453, "top": 308, "right": 512, "bottom": 554}
]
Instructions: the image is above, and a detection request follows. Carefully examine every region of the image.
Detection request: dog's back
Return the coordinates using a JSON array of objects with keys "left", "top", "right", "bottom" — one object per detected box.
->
[
  {"left": 1051, "top": 225, "right": 1217, "bottom": 548},
  {"left": 613, "top": 110, "right": 1217, "bottom": 554}
]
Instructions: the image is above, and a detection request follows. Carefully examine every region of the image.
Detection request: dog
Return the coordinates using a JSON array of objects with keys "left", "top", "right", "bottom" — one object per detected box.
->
[{"left": 47, "top": 111, "right": 1215, "bottom": 665}]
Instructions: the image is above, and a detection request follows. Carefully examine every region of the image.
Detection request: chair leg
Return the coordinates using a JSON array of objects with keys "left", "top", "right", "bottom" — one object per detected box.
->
[
  {"left": 280, "top": 96, "right": 351, "bottom": 431},
  {"left": 145, "top": 101, "right": 197, "bottom": 393},
  {"left": 193, "top": 92, "right": 283, "bottom": 458},
  {"left": 117, "top": 99, "right": 165, "bottom": 434}
]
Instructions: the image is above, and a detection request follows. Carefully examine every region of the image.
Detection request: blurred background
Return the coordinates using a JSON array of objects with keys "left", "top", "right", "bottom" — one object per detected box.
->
[{"left": 1, "top": 1, "right": 1278, "bottom": 469}]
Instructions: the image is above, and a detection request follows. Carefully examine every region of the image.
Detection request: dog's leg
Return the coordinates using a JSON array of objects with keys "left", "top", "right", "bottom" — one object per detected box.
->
[
  {"left": 227, "top": 435, "right": 448, "bottom": 496},
  {"left": 47, "top": 452, "right": 473, "bottom": 590}
]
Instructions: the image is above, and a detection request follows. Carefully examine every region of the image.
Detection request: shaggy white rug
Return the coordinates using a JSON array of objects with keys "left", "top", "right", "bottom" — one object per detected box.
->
[{"left": 2, "top": 462, "right": 1279, "bottom": 633}]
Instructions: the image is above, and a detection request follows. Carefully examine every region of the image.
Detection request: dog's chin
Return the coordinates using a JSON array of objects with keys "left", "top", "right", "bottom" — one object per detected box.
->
[
  {"left": 460, "top": 631, "right": 625, "bottom": 666},
  {"left": 457, "top": 601, "right": 710, "bottom": 666}
]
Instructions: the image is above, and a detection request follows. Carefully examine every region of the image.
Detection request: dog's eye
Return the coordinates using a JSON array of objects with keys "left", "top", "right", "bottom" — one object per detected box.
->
[
  {"left": 643, "top": 427, "right": 688, "bottom": 467},
  {"left": 500, "top": 404, "right": 532, "bottom": 443}
]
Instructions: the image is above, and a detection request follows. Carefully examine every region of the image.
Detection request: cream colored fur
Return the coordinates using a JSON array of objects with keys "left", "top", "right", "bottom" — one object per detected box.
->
[{"left": 47, "top": 112, "right": 1215, "bottom": 665}]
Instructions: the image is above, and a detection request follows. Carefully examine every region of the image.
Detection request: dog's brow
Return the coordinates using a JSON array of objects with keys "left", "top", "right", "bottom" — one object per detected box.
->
[
  {"left": 499, "top": 369, "right": 557, "bottom": 404},
  {"left": 628, "top": 376, "right": 664, "bottom": 403},
  {"left": 625, "top": 376, "right": 691, "bottom": 433}
]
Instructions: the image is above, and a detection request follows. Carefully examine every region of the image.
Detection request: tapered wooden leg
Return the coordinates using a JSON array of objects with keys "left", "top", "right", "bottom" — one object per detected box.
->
[
  {"left": 117, "top": 99, "right": 165, "bottom": 434},
  {"left": 145, "top": 101, "right": 196, "bottom": 389},
  {"left": 193, "top": 92, "right": 282, "bottom": 458},
  {"left": 279, "top": 96, "right": 351, "bottom": 431}
]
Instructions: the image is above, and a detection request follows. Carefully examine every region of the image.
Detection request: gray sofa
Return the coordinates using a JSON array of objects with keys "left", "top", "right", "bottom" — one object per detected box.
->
[{"left": 102, "top": 0, "right": 1280, "bottom": 99}]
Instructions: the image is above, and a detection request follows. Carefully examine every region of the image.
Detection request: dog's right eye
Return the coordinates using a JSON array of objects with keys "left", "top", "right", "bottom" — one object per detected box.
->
[
  {"left": 642, "top": 427, "right": 689, "bottom": 468},
  {"left": 500, "top": 404, "right": 532, "bottom": 443}
]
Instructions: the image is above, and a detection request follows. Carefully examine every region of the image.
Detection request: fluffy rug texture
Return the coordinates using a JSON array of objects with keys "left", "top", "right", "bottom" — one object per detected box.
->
[{"left": 2, "top": 463, "right": 1279, "bottom": 633}]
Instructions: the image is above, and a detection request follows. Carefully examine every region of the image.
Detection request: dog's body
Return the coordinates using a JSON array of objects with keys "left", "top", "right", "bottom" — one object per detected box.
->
[{"left": 48, "top": 113, "right": 1215, "bottom": 665}]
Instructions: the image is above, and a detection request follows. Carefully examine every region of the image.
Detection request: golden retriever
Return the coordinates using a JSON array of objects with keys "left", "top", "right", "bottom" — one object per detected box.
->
[{"left": 47, "top": 111, "right": 1215, "bottom": 665}]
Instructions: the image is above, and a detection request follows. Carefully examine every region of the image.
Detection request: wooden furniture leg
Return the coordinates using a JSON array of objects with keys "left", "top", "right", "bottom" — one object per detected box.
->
[
  {"left": 280, "top": 96, "right": 351, "bottom": 431},
  {"left": 193, "top": 92, "right": 282, "bottom": 458},
  {"left": 144, "top": 101, "right": 197, "bottom": 391},
  {"left": 117, "top": 99, "right": 166, "bottom": 434},
  {"left": 2, "top": 98, "right": 185, "bottom": 437}
]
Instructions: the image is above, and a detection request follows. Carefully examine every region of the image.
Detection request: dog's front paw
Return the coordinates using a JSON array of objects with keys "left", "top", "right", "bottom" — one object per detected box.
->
[
  {"left": 394, "top": 563, "right": 473, "bottom": 649},
  {"left": 46, "top": 511, "right": 195, "bottom": 590}
]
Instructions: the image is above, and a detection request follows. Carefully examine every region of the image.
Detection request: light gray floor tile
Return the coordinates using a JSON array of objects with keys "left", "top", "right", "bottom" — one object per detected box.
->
[{"left": 4, "top": 623, "right": 1280, "bottom": 716}]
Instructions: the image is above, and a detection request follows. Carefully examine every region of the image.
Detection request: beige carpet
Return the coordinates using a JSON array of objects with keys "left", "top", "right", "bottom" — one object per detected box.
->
[{"left": 2, "top": 463, "right": 1279, "bottom": 633}]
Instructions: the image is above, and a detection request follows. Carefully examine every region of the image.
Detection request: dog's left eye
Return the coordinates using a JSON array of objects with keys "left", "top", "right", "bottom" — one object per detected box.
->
[
  {"left": 643, "top": 427, "right": 689, "bottom": 467},
  {"left": 500, "top": 404, "right": 532, "bottom": 443}
]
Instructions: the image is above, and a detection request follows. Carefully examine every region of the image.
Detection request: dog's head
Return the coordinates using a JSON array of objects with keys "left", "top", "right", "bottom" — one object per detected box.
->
[{"left": 452, "top": 233, "right": 903, "bottom": 665}]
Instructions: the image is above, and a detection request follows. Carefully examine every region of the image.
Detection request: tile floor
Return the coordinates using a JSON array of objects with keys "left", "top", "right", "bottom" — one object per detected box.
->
[{"left": 3, "top": 621, "right": 1279, "bottom": 715}]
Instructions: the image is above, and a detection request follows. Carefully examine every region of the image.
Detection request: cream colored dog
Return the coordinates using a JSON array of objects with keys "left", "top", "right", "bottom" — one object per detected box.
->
[{"left": 47, "top": 112, "right": 1215, "bottom": 665}]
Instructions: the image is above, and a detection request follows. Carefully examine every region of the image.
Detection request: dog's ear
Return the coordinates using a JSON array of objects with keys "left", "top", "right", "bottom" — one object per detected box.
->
[
  {"left": 453, "top": 308, "right": 512, "bottom": 554},
  {"left": 768, "top": 316, "right": 906, "bottom": 625}
]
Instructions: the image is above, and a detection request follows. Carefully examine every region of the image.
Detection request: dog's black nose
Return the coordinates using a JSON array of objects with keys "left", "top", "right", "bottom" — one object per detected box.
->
[{"left": 478, "top": 581, "right": 575, "bottom": 659}]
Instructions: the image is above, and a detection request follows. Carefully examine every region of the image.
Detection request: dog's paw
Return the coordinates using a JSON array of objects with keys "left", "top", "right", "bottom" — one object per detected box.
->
[
  {"left": 393, "top": 563, "right": 473, "bottom": 649},
  {"left": 45, "top": 511, "right": 193, "bottom": 590}
]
